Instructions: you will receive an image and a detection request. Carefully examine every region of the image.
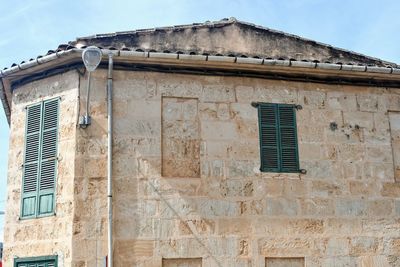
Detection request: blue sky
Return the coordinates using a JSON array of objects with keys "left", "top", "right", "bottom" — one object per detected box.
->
[{"left": 0, "top": 0, "right": 400, "bottom": 241}]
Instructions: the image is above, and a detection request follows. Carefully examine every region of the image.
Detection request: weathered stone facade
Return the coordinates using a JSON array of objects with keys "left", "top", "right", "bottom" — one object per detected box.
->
[{"left": 3, "top": 66, "right": 400, "bottom": 266}]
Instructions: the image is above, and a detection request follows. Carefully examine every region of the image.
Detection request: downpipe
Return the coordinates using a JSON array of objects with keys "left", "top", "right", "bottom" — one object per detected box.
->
[{"left": 107, "top": 53, "right": 113, "bottom": 267}]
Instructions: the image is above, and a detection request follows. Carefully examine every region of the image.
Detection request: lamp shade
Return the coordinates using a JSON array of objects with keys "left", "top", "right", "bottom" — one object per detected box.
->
[{"left": 82, "top": 46, "right": 102, "bottom": 72}]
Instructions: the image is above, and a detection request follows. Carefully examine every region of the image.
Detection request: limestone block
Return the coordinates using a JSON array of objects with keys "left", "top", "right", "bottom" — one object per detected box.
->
[
  {"left": 128, "top": 99, "right": 161, "bottom": 119},
  {"left": 198, "top": 199, "right": 239, "bottom": 217},
  {"left": 342, "top": 162, "right": 363, "bottom": 179},
  {"left": 282, "top": 179, "right": 308, "bottom": 197},
  {"left": 349, "top": 237, "right": 379, "bottom": 256},
  {"left": 114, "top": 240, "right": 154, "bottom": 259},
  {"left": 357, "top": 94, "right": 379, "bottom": 112},
  {"left": 201, "top": 121, "right": 238, "bottom": 140},
  {"left": 349, "top": 181, "right": 378, "bottom": 196},
  {"left": 199, "top": 103, "right": 218, "bottom": 121},
  {"left": 114, "top": 118, "right": 159, "bottom": 138},
  {"left": 227, "top": 160, "right": 258, "bottom": 178},
  {"left": 321, "top": 256, "right": 358, "bottom": 267},
  {"left": 162, "top": 138, "right": 200, "bottom": 178},
  {"left": 299, "top": 198, "right": 334, "bottom": 216},
  {"left": 114, "top": 76, "right": 157, "bottom": 100},
  {"left": 219, "top": 179, "right": 254, "bottom": 197},
  {"left": 204, "top": 141, "right": 231, "bottom": 159},
  {"left": 298, "top": 89, "right": 326, "bottom": 109},
  {"left": 381, "top": 183, "right": 400, "bottom": 197},
  {"left": 367, "top": 200, "right": 393, "bottom": 217},
  {"left": 178, "top": 219, "right": 215, "bottom": 236},
  {"left": 235, "top": 85, "right": 254, "bottom": 103},
  {"left": 311, "top": 180, "right": 345, "bottom": 197},
  {"left": 114, "top": 218, "right": 158, "bottom": 239},
  {"left": 265, "top": 257, "right": 304, "bottom": 267},
  {"left": 217, "top": 218, "right": 252, "bottom": 235},
  {"left": 230, "top": 103, "right": 257, "bottom": 121},
  {"left": 336, "top": 144, "right": 365, "bottom": 163},
  {"left": 202, "top": 84, "right": 235, "bottom": 103},
  {"left": 158, "top": 79, "right": 203, "bottom": 99},
  {"left": 379, "top": 94, "right": 400, "bottom": 111},
  {"left": 335, "top": 199, "right": 367, "bottom": 217},
  {"left": 363, "top": 162, "right": 394, "bottom": 181},
  {"left": 239, "top": 200, "right": 264, "bottom": 215},
  {"left": 114, "top": 197, "right": 157, "bottom": 219},
  {"left": 343, "top": 111, "right": 374, "bottom": 129},
  {"left": 327, "top": 92, "right": 357, "bottom": 111},
  {"left": 254, "top": 86, "right": 298, "bottom": 104},
  {"left": 297, "top": 125, "right": 325, "bottom": 143},
  {"left": 299, "top": 143, "right": 325, "bottom": 160},
  {"left": 235, "top": 120, "right": 258, "bottom": 139},
  {"left": 259, "top": 237, "right": 315, "bottom": 256},
  {"left": 162, "top": 258, "right": 202, "bottom": 267},
  {"left": 158, "top": 198, "right": 197, "bottom": 218},
  {"left": 265, "top": 198, "right": 299, "bottom": 216},
  {"left": 325, "top": 238, "right": 350, "bottom": 256},
  {"left": 365, "top": 145, "right": 392, "bottom": 163},
  {"left": 360, "top": 256, "right": 391, "bottom": 267},
  {"left": 325, "top": 218, "right": 364, "bottom": 236}
]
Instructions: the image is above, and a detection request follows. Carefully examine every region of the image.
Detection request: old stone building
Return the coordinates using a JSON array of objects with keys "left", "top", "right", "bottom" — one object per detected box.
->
[{"left": 1, "top": 18, "right": 400, "bottom": 267}]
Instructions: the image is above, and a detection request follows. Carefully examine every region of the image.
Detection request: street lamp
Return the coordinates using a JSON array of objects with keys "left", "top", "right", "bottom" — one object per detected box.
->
[{"left": 79, "top": 46, "right": 102, "bottom": 128}]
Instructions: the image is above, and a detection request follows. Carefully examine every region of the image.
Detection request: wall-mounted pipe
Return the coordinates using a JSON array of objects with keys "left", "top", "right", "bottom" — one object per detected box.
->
[{"left": 107, "top": 52, "right": 114, "bottom": 267}]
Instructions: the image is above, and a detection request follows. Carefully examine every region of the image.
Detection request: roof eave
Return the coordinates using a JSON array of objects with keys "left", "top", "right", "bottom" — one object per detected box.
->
[{"left": 2, "top": 49, "right": 400, "bottom": 125}]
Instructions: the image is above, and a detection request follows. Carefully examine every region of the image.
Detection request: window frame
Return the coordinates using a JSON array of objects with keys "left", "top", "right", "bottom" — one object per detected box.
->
[
  {"left": 14, "top": 255, "right": 58, "bottom": 267},
  {"left": 255, "top": 102, "right": 301, "bottom": 173},
  {"left": 20, "top": 98, "right": 60, "bottom": 219}
]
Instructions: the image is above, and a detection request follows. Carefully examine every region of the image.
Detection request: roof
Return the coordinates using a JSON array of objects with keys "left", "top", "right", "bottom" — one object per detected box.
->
[
  {"left": 2, "top": 17, "right": 398, "bottom": 72},
  {"left": 1, "top": 18, "right": 400, "bottom": 125}
]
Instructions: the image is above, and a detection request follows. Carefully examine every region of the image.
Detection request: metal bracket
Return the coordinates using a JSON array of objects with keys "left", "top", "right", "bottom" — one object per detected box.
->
[
  {"left": 295, "top": 104, "right": 303, "bottom": 110},
  {"left": 251, "top": 102, "right": 259, "bottom": 108},
  {"left": 78, "top": 115, "right": 91, "bottom": 128}
]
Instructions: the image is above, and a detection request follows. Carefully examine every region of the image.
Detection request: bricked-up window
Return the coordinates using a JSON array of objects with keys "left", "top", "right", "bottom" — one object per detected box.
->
[
  {"left": 21, "top": 98, "right": 59, "bottom": 218},
  {"left": 162, "top": 97, "right": 200, "bottom": 178},
  {"left": 15, "top": 255, "right": 57, "bottom": 267},
  {"left": 255, "top": 103, "right": 300, "bottom": 173}
]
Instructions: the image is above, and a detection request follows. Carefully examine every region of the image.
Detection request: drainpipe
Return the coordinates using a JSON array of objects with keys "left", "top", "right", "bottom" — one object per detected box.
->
[{"left": 107, "top": 53, "right": 114, "bottom": 267}]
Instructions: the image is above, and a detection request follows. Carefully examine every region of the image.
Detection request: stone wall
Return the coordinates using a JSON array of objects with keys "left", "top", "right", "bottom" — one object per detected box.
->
[
  {"left": 72, "top": 70, "right": 400, "bottom": 266},
  {"left": 4, "top": 68, "right": 400, "bottom": 267},
  {"left": 3, "top": 70, "right": 79, "bottom": 267}
]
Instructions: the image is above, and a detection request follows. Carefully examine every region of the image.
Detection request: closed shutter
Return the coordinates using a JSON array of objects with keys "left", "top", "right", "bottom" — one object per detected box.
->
[
  {"left": 22, "top": 103, "right": 42, "bottom": 217},
  {"left": 278, "top": 105, "right": 299, "bottom": 172},
  {"left": 38, "top": 99, "right": 59, "bottom": 215},
  {"left": 259, "top": 104, "right": 280, "bottom": 171},
  {"left": 258, "top": 103, "right": 299, "bottom": 173},
  {"left": 15, "top": 257, "right": 57, "bottom": 267},
  {"left": 21, "top": 98, "right": 59, "bottom": 218}
]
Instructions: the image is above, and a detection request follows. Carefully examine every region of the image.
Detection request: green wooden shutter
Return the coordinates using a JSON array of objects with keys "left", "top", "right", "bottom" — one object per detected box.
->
[
  {"left": 22, "top": 98, "right": 59, "bottom": 218},
  {"left": 258, "top": 103, "right": 299, "bottom": 173},
  {"left": 259, "top": 103, "right": 280, "bottom": 171},
  {"left": 278, "top": 104, "right": 299, "bottom": 172},
  {"left": 22, "top": 103, "right": 42, "bottom": 217},
  {"left": 38, "top": 99, "right": 59, "bottom": 215}
]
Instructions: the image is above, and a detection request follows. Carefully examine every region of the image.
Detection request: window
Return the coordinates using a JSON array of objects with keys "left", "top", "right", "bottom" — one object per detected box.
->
[
  {"left": 21, "top": 98, "right": 59, "bottom": 218},
  {"left": 14, "top": 255, "right": 57, "bottom": 267},
  {"left": 255, "top": 102, "right": 300, "bottom": 173}
]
